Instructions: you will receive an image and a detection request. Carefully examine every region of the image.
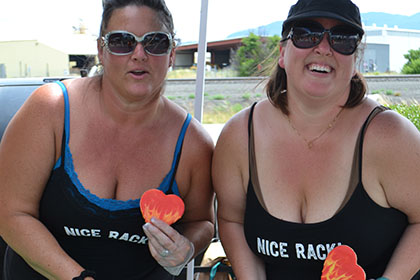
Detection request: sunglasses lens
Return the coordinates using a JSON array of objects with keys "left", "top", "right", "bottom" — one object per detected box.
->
[
  {"left": 105, "top": 32, "right": 171, "bottom": 55},
  {"left": 107, "top": 32, "right": 137, "bottom": 54},
  {"left": 292, "top": 27, "right": 323, "bottom": 48},
  {"left": 329, "top": 26, "right": 359, "bottom": 55},
  {"left": 143, "top": 33, "right": 171, "bottom": 55},
  {"left": 290, "top": 22, "right": 360, "bottom": 55}
]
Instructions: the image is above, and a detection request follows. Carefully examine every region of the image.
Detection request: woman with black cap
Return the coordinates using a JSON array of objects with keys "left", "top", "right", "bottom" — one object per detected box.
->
[{"left": 212, "top": 0, "right": 420, "bottom": 279}]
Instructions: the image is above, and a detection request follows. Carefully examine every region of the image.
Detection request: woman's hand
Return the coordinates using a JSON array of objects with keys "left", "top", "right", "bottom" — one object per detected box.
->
[{"left": 143, "top": 218, "right": 194, "bottom": 271}]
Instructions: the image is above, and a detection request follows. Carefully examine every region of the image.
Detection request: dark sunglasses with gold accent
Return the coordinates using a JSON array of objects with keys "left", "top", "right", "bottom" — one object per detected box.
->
[
  {"left": 102, "top": 30, "right": 173, "bottom": 56},
  {"left": 282, "top": 20, "right": 361, "bottom": 55}
]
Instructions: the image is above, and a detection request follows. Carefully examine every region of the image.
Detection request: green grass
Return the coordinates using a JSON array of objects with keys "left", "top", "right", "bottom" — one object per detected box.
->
[
  {"left": 201, "top": 98, "right": 420, "bottom": 128},
  {"left": 389, "top": 103, "right": 420, "bottom": 130},
  {"left": 209, "top": 94, "right": 226, "bottom": 100},
  {"left": 370, "top": 89, "right": 399, "bottom": 96},
  {"left": 242, "top": 93, "right": 251, "bottom": 100},
  {"left": 203, "top": 103, "right": 244, "bottom": 124}
]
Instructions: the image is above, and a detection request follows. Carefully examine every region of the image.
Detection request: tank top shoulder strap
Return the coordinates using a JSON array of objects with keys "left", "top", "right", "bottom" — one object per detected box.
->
[
  {"left": 247, "top": 102, "right": 267, "bottom": 209},
  {"left": 357, "top": 105, "right": 389, "bottom": 181},
  {"left": 55, "top": 80, "right": 70, "bottom": 164},
  {"left": 337, "top": 105, "right": 389, "bottom": 213},
  {"left": 165, "top": 113, "right": 192, "bottom": 195}
]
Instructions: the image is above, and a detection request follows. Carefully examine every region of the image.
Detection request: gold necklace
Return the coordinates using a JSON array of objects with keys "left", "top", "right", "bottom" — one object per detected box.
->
[{"left": 286, "top": 107, "right": 344, "bottom": 149}]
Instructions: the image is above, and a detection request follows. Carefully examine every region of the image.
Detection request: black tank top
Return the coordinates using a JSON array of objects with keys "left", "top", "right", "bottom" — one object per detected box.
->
[
  {"left": 244, "top": 103, "right": 411, "bottom": 279},
  {"left": 3, "top": 81, "right": 191, "bottom": 280}
]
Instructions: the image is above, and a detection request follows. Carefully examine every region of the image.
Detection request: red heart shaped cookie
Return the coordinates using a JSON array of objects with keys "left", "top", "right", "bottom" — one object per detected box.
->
[
  {"left": 321, "top": 245, "right": 366, "bottom": 280},
  {"left": 140, "top": 189, "right": 185, "bottom": 225}
]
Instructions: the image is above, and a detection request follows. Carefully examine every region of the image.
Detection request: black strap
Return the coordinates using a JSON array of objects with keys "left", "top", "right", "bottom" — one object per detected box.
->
[
  {"left": 167, "top": 114, "right": 190, "bottom": 194},
  {"left": 247, "top": 102, "right": 267, "bottom": 210},
  {"left": 336, "top": 105, "right": 389, "bottom": 213},
  {"left": 357, "top": 106, "right": 389, "bottom": 182},
  {"left": 247, "top": 104, "right": 389, "bottom": 214},
  {"left": 167, "top": 143, "right": 184, "bottom": 195}
]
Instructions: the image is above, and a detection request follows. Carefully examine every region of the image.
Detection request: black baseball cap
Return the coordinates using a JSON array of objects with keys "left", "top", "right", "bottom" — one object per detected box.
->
[{"left": 282, "top": 0, "right": 364, "bottom": 37}]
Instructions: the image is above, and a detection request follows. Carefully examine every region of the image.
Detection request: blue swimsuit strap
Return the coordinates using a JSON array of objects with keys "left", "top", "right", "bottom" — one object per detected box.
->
[
  {"left": 54, "top": 80, "right": 191, "bottom": 198},
  {"left": 55, "top": 81, "right": 70, "bottom": 147},
  {"left": 52, "top": 81, "right": 70, "bottom": 169},
  {"left": 165, "top": 113, "right": 192, "bottom": 194}
]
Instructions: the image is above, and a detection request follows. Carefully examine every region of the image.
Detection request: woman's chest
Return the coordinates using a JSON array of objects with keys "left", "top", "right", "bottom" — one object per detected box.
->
[
  {"left": 68, "top": 134, "right": 176, "bottom": 200},
  {"left": 244, "top": 179, "right": 408, "bottom": 279},
  {"left": 255, "top": 143, "right": 355, "bottom": 223}
]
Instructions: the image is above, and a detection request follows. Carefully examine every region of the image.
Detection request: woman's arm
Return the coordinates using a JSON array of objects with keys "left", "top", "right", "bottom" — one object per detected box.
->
[
  {"left": 365, "top": 110, "right": 420, "bottom": 279},
  {"left": 212, "top": 110, "right": 266, "bottom": 280},
  {"left": 143, "top": 117, "right": 215, "bottom": 273},
  {"left": 0, "top": 84, "right": 87, "bottom": 279},
  {"left": 177, "top": 119, "right": 215, "bottom": 254}
]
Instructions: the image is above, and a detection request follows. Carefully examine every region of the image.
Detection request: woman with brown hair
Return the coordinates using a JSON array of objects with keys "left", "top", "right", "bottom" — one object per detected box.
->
[
  {"left": 0, "top": 1, "right": 214, "bottom": 279},
  {"left": 213, "top": 0, "right": 420, "bottom": 279}
]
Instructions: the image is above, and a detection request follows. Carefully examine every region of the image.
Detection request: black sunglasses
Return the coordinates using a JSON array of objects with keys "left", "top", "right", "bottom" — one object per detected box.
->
[
  {"left": 282, "top": 21, "right": 361, "bottom": 55},
  {"left": 102, "top": 31, "right": 173, "bottom": 56}
]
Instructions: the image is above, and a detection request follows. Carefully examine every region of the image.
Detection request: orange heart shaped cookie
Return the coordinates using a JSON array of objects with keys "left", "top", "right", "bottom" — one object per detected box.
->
[
  {"left": 140, "top": 189, "right": 185, "bottom": 225},
  {"left": 321, "top": 245, "right": 366, "bottom": 280}
]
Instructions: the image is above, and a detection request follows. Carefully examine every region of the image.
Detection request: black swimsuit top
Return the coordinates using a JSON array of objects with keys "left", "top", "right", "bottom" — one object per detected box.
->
[
  {"left": 3, "top": 81, "right": 191, "bottom": 280},
  {"left": 244, "top": 103, "right": 409, "bottom": 279}
]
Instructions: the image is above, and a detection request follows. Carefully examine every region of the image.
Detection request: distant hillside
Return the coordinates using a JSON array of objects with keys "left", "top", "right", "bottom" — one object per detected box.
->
[{"left": 227, "top": 12, "right": 420, "bottom": 38}]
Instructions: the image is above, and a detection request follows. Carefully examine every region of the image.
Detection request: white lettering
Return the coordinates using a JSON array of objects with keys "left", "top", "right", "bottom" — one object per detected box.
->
[
  {"left": 119, "top": 233, "right": 129, "bottom": 241},
  {"left": 307, "top": 244, "right": 317, "bottom": 260},
  {"left": 91, "top": 229, "right": 101, "bottom": 238},
  {"left": 257, "top": 238, "right": 266, "bottom": 255},
  {"left": 265, "top": 240, "right": 270, "bottom": 256},
  {"left": 108, "top": 231, "right": 119, "bottom": 239},
  {"left": 129, "top": 235, "right": 140, "bottom": 243},
  {"left": 316, "top": 244, "right": 327, "bottom": 260},
  {"left": 138, "top": 236, "right": 148, "bottom": 244},
  {"left": 64, "top": 227, "right": 101, "bottom": 238},
  {"left": 80, "top": 229, "right": 91, "bottom": 237},
  {"left": 269, "top": 241, "right": 279, "bottom": 257},
  {"left": 295, "top": 243, "right": 306, "bottom": 259},
  {"left": 279, "top": 242, "right": 289, "bottom": 258},
  {"left": 64, "top": 226, "right": 76, "bottom": 236},
  {"left": 256, "top": 238, "right": 289, "bottom": 258}
]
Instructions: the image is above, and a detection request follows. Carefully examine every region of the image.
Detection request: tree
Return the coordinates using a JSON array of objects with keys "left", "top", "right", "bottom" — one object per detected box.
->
[
  {"left": 401, "top": 48, "right": 420, "bottom": 74},
  {"left": 231, "top": 33, "right": 281, "bottom": 77}
]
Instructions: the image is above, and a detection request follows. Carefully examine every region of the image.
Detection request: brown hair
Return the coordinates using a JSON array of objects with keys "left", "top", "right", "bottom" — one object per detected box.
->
[
  {"left": 99, "top": 0, "right": 175, "bottom": 37},
  {"left": 265, "top": 45, "right": 367, "bottom": 115}
]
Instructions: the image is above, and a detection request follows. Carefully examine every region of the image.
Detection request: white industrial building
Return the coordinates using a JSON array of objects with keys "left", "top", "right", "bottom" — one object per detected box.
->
[
  {"left": 0, "top": 30, "right": 97, "bottom": 78},
  {"left": 362, "top": 24, "right": 420, "bottom": 73}
]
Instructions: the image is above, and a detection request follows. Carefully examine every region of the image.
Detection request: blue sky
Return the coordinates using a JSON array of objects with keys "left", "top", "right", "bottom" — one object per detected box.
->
[{"left": 2, "top": 0, "right": 420, "bottom": 44}]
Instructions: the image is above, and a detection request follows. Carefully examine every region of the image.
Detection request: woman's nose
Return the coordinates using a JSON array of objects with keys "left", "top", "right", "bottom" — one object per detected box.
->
[
  {"left": 131, "top": 42, "right": 148, "bottom": 61},
  {"left": 314, "top": 33, "right": 333, "bottom": 56}
]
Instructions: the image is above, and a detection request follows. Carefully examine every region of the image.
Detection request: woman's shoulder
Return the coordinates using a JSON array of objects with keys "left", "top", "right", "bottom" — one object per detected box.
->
[
  {"left": 163, "top": 99, "right": 214, "bottom": 156},
  {"left": 361, "top": 99, "right": 420, "bottom": 163},
  {"left": 220, "top": 102, "right": 258, "bottom": 137},
  {"left": 29, "top": 81, "right": 67, "bottom": 107},
  {"left": 365, "top": 103, "right": 419, "bottom": 144},
  {"left": 15, "top": 80, "right": 69, "bottom": 127},
  {"left": 218, "top": 100, "right": 273, "bottom": 142}
]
